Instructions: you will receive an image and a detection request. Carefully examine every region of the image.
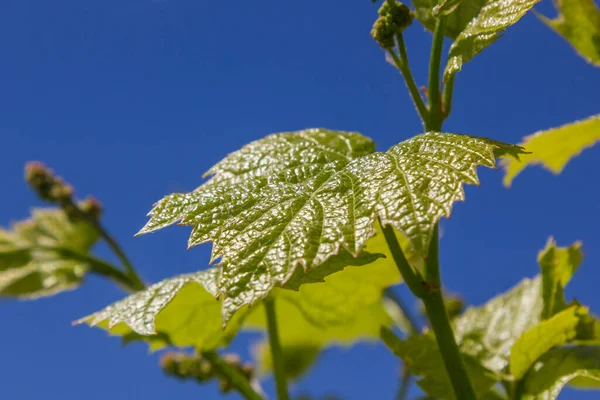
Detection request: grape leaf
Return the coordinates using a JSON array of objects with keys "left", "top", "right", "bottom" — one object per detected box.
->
[
  {"left": 245, "top": 243, "right": 401, "bottom": 345},
  {"left": 246, "top": 230, "right": 403, "bottom": 378},
  {"left": 538, "top": 238, "right": 583, "bottom": 319},
  {"left": 76, "top": 268, "right": 248, "bottom": 351},
  {"left": 444, "top": 0, "right": 540, "bottom": 82},
  {"left": 79, "top": 226, "right": 402, "bottom": 354},
  {"left": 137, "top": 129, "right": 524, "bottom": 323},
  {"left": 381, "top": 327, "right": 498, "bottom": 399},
  {"left": 522, "top": 346, "right": 600, "bottom": 399},
  {"left": 538, "top": 0, "right": 600, "bottom": 66},
  {"left": 453, "top": 276, "right": 543, "bottom": 374},
  {"left": 412, "top": 0, "right": 486, "bottom": 39},
  {"left": 502, "top": 114, "right": 600, "bottom": 186},
  {"left": 0, "top": 208, "right": 98, "bottom": 298},
  {"left": 510, "top": 305, "right": 589, "bottom": 379}
]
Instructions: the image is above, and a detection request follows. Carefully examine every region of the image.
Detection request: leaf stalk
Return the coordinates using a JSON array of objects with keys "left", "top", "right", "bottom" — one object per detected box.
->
[
  {"left": 264, "top": 297, "right": 290, "bottom": 400},
  {"left": 63, "top": 197, "right": 146, "bottom": 290},
  {"left": 388, "top": 34, "right": 429, "bottom": 126},
  {"left": 426, "top": 16, "right": 448, "bottom": 131},
  {"left": 422, "top": 225, "right": 476, "bottom": 399}
]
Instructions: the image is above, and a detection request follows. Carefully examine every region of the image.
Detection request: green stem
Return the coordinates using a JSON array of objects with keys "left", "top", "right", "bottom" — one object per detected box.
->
[
  {"left": 264, "top": 297, "right": 290, "bottom": 400},
  {"left": 421, "top": 224, "right": 477, "bottom": 400},
  {"left": 201, "top": 351, "right": 264, "bottom": 400},
  {"left": 64, "top": 198, "right": 145, "bottom": 289},
  {"left": 426, "top": 16, "right": 448, "bottom": 132},
  {"left": 39, "top": 246, "right": 145, "bottom": 292},
  {"left": 91, "top": 221, "right": 145, "bottom": 288},
  {"left": 441, "top": 74, "right": 455, "bottom": 121},
  {"left": 388, "top": 34, "right": 429, "bottom": 126},
  {"left": 422, "top": 291, "right": 476, "bottom": 399},
  {"left": 382, "top": 223, "right": 476, "bottom": 399},
  {"left": 381, "top": 223, "right": 427, "bottom": 299}
]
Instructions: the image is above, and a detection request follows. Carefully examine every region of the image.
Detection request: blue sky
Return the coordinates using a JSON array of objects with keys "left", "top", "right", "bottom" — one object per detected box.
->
[{"left": 1, "top": 1, "right": 599, "bottom": 399}]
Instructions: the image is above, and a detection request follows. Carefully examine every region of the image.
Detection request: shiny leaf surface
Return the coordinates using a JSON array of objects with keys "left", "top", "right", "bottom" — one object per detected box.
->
[
  {"left": 444, "top": 0, "right": 540, "bottom": 82},
  {"left": 76, "top": 268, "right": 248, "bottom": 351},
  {"left": 412, "top": 0, "right": 486, "bottom": 39},
  {"left": 138, "top": 129, "right": 523, "bottom": 323}
]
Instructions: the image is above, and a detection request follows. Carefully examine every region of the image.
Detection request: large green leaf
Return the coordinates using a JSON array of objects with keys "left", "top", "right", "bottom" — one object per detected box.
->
[
  {"left": 138, "top": 129, "right": 523, "bottom": 323},
  {"left": 0, "top": 209, "right": 98, "bottom": 298},
  {"left": 76, "top": 268, "right": 248, "bottom": 351},
  {"left": 453, "top": 276, "right": 543, "bottom": 374},
  {"left": 510, "top": 305, "right": 589, "bottom": 379},
  {"left": 249, "top": 222, "right": 408, "bottom": 380},
  {"left": 381, "top": 327, "right": 498, "bottom": 399},
  {"left": 79, "top": 228, "right": 402, "bottom": 355},
  {"left": 538, "top": 0, "right": 600, "bottom": 66},
  {"left": 502, "top": 114, "right": 600, "bottom": 186},
  {"left": 522, "top": 346, "right": 600, "bottom": 399},
  {"left": 444, "top": 0, "right": 540, "bottom": 82},
  {"left": 412, "top": 0, "right": 486, "bottom": 39},
  {"left": 245, "top": 239, "right": 401, "bottom": 354},
  {"left": 538, "top": 238, "right": 583, "bottom": 319}
]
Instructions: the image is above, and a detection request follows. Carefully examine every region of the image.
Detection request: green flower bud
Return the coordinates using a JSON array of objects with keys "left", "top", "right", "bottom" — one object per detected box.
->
[
  {"left": 24, "top": 161, "right": 74, "bottom": 203},
  {"left": 160, "top": 352, "right": 214, "bottom": 383},
  {"left": 79, "top": 196, "right": 104, "bottom": 220},
  {"left": 371, "top": 1, "right": 413, "bottom": 49}
]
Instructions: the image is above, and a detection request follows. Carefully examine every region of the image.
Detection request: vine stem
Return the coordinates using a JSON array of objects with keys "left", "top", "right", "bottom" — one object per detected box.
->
[
  {"left": 264, "top": 297, "right": 290, "bottom": 400},
  {"left": 201, "top": 351, "right": 264, "bottom": 400},
  {"left": 441, "top": 74, "right": 455, "bottom": 121},
  {"left": 63, "top": 197, "right": 145, "bottom": 290},
  {"left": 423, "top": 227, "right": 476, "bottom": 399},
  {"left": 94, "top": 223, "right": 145, "bottom": 289},
  {"left": 388, "top": 34, "right": 429, "bottom": 126},
  {"left": 382, "top": 224, "right": 476, "bottom": 399},
  {"left": 426, "top": 16, "right": 448, "bottom": 132}
]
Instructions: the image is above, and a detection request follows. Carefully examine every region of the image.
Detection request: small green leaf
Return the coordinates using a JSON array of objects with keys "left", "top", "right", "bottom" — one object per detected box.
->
[
  {"left": 412, "top": 0, "right": 486, "bottom": 39},
  {"left": 453, "top": 276, "right": 543, "bottom": 373},
  {"left": 502, "top": 114, "right": 600, "bottom": 186},
  {"left": 538, "top": 238, "right": 583, "bottom": 319},
  {"left": 538, "top": 0, "right": 600, "bottom": 66},
  {"left": 76, "top": 268, "right": 248, "bottom": 351},
  {"left": 522, "top": 346, "right": 600, "bottom": 399},
  {"left": 510, "top": 305, "right": 589, "bottom": 379},
  {"left": 444, "top": 0, "right": 540, "bottom": 82},
  {"left": 0, "top": 209, "right": 98, "bottom": 298},
  {"left": 381, "top": 327, "right": 498, "bottom": 399},
  {"left": 138, "top": 129, "right": 523, "bottom": 323}
]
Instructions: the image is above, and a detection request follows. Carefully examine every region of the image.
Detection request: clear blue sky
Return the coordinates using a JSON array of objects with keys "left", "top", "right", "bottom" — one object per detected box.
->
[{"left": 1, "top": 1, "right": 599, "bottom": 399}]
